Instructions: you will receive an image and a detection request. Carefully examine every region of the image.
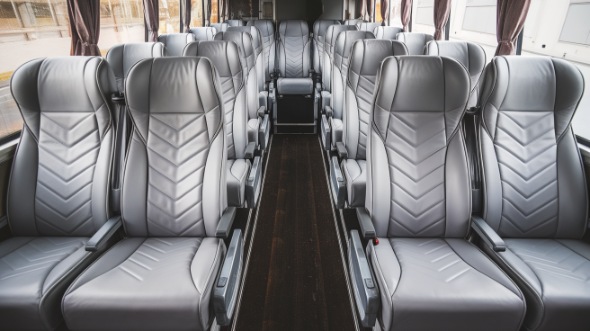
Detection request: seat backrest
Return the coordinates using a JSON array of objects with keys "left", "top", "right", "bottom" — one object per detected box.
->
[
  {"left": 344, "top": 40, "right": 408, "bottom": 160},
  {"left": 356, "top": 22, "right": 381, "bottom": 33},
  {"left": 322, "top": 24, "right": 357, "bottom": 91},
  {"left": 211, "top": 22, "right": 228, "bottom": 33},
  {"left": 374, "top": 26, "right": 403, "bottom": 39},
  {"left": 277, "top": 20, "right": 311, "bottom": 78},
  {"left": 228, "top": 26, "right": 265, "bottom": 91},
  {"left": 226, "top": 19, "right": 244, "bottom": 27},
  {"left": 395, "top": 32, "right": 433, "bottom": 55},
  {"left": 479, "top": 56, "right": 587, "bottom": 239},
  {"left": 331, "top": 31, "right": 375, "bottom": 120},
  {"left": 184, "top": 41, "right": 248, "bottom": 160},
  {"left": 106, "top": 42, "right": 164, "bottom": 93},
  {"left": 157, "top": 33, "right": 197, "bottom": 56},
  {"left": 189, "top": 27, "right": 217, "bottom": 41},
  {"left": 9, "top": 57, "right": 116, "bottom": 236},
  {"left": 123, "top": 57, "right": 226, "bottom": 238},
  {"left": 366, "top": 56, "right": 470, "bottom": 238},
  {"left": 425, "top": 41, "right": 486, "bottom": 108},
  {"left": 313, "top": 19, "right": 341, "bottom": 74},
  {"left": 247, "top": 19, "right": 275, "bottom": 82}
]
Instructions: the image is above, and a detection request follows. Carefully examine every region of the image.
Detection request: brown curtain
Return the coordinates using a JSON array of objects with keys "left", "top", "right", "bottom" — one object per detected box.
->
[
  {"left": 433, "top": 0, "right": 451, "bottom": 40},
  {"left": 143, "top": 0, "right": 159, "bottom": 41},
  {"left": 205, "top": 0, "right": 212, "bottom": 25},
  {"left": 357, "top": 0, "right": 367, "bottom": 20},
  {"left": 220, "top": 0, "right": 228, "bottom": 21},
  {"left": 183, "top": 0, "right": 191, "bottom": 31},
  {"left": 67, "top": 0, "right": 101, "bottom": 56},
  {"left": 380, "top": 0, "right": 389, "bottom": 23},
  {"left": 495, "top": 0, "right": 531, "bottom": 55},
  {"left": 400, "top": 0, "right": 412, "bottom": 31}
]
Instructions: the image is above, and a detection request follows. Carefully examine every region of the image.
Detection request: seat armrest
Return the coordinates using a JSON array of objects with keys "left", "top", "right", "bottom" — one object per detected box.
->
[
  {"left": 216, "top": 207, "right": 237, "bottom": 238},
  {"left": 335, "top": 142, "right": 348, "bottom": 159},
  {"left": 356, "top": 208, "right": 376, "bottom": 240},
  {"left": 258, "top": 114, "right": 270, "bottom": 150},
  {"left": 214, "top": 229, "right": 244, "bottom": 326},
  {"left": 330, "top": 156, "right": 346, "bottom": 208},
  {"left": 348, "top": 230, "right": 380, "bottom": 328},
  {"left": 244, "top": 142, "right": 256, "bottom": 160},
  {"left": 86, "top": 216, "right": 123, "bottom": 252},
  {"left": 257, "top": 106, "right": 267, "bottom": 117},
  {"left": 320, "top": 114, "right": 332, "bottom": 150},
  {"left": 471, "top": 216, "right": 506, "bottom": 252},
  {"left": 246, "top": 156, "right": 262, "bottom": 208},
  {"left": 324, "top": 105, "right": 333, "bottom": 118}
]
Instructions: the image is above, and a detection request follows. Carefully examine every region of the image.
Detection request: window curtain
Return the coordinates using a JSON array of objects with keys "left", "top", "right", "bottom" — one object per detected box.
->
[
  {"left": 380, "top": 0, "right": 389, "bottom": 23},
  {"left": 400, "top": 0, "right": 412, "bottom": 31},
  {"left": 495, "top": 0, "right": 531, "bottom": 55},
  {"left": 433, "top": 0, "right": 451, "bottom": 40},
  {"left": 143, "top": 0, "right": 159, "bottom": 41},
  {"left": 357, "top": 0, "right": 367, "bottom": 20},
  {"left": 183, "top": 0, "right": 191, "bottom": 32},
  {"left": 205, "top": 0, "right": 212, "bottom": 25},
  {"left": 67, "top": 0, "right": 101, "bottom": 55},
  {"left": 220, "top": 0, "right": 229, "bottom": 21}
]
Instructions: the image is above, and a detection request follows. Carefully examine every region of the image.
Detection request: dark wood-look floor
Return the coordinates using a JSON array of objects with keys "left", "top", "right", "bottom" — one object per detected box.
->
[{"left": 233, "top": 135, "right": 356, "bottom": 331}]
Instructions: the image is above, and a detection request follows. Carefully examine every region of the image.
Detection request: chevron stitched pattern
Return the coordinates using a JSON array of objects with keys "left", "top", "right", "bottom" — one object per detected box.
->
[
  {"left": 350, "top": 74, "right": 376, "bottom": 159},
  {"left": 507, "top": 239, "right": 590, "bottom": 285},
  {"left": 495, "top": 111, "right": 558, "bottom": 237},
  {"left": 283, "top": 37, "right": 305, "bottom": 78},
  {"left": 115, "top": 238, "right": 201, "bottom": 282},
  {"left": 219, "top": 73, "right": 241, "bottom": 159},
  {"left": 386, "top": 112, "right": 447, "bottom": 237},
  {"left": 146, "top": 114, "right": 209, "bottom": 237},
  {"left": 36, "top": 112, "right": 100, "bottom": 236},
  {"left": 0, "top": 237, "right": 84, "bottom": 281}
]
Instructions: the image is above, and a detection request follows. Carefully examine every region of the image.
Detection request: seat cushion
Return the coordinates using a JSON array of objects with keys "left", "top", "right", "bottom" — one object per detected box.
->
[
  {"left": 277, "top": 77, "right": 313, "bottom": 95},
  {"left": 485, "top": 239, "right": 590, "bottom": 331},
  {"left": 341, "top": 159, "right": 366, "bottom": 207},
  {"left": 369, "top": 238, "right": 525, "bottom": 331},
  {"left": 63, "top": 237, "right": 224, "bottom": 331},
  {"left": 227, "top": 159, "right": 251, "bottom": 207},
  {"left": 0, "top": 237, "right": 89, "bottom": 331}
]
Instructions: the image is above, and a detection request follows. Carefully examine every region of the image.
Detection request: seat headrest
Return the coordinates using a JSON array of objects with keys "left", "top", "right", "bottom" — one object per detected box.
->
[
  {"left": 374, "top": 26, "right": 403, "bottom": 39},
  {"left": 183, "top": 41, "right": 244, "bottom": 87},
  {"left": 278, "top": 20, "right": 310, "bottom": 37},
  {"left": 106, "top": 42, "right": 164, "bottom": 93},
  {"left": 227, "top": 26, "right": 263, "bottom": 56},
  {"left": 189, "top": 27, "right": 217, "bottom": 41},
  {"left": 157, "top": 33, "right": 197, "bottom": 56},
  {"left": 325, "top": 25, "right": 357, "bottom": 55},
  {"left": 349, "top": 39, "right": 408, "bottom": 78},
  {"left": 226, "top": 19, "right": 244, "bottom": 27},
  {"left": 214, "top": 31, "right": 256, "bottom": 72},
  {"left": 395, "top": 32, "right": 434, "bottom": 55},
  {"left": 334, "top": 31, "right": 375, "bottom": 68},
  {"left": 247, "top": 19, "right": 275, "bottom": 38},
  {"left": 356, "top": 22, "right": 381, "bottom": 33},
  {"left": 313, "top": 19, "right": 341, "bottom": 38}
]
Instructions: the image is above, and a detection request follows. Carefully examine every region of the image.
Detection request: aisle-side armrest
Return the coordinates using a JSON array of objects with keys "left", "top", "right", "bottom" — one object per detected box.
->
[
  {"left": 335, "top": 142, "right": 348, "bottom": 159},
  {"left": 329, "top": 156, "right": 346, "bottom": 208},
  {"left": 244, "top": 142, "right": 256, "bottom": 160},
  {"left": 86, "top": 216, "right": 123, "bottom": 252},
  {"left": 246, "top": 156, "right": 262, "bottom": 208},
  {"left": 356, "top": 208, "right": 376, "bottom": 240},
  {"left": 216, "top": 207, "right": 237, "bottom": 238},
  {"left": 324, "top": 105, "right": 333, "bottom": 118},
  {"left": 349, "top": 230, "right": 379, "bottom": 328},
  {"left": 471, "top": 216, "right": 506, "bottom": 252},
  {"left": 321, "top": 115, "right": 331, "bottom": 150},
  {"left": 258, "top": 114, "right": 270, "bottom": 150},
  {"left": 214, "top": 229, "right": 244, "bottom": 326}
]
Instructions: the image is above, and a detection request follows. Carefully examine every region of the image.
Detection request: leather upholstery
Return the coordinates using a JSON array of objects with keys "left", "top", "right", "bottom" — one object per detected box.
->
[
  {"left": 395, "top": 32, "right": 433, "bottom": 55},
  {"left": 323, "top": 25, "right": 356, "bottom": 92},
  {"left": 106, "top": 43, "right": 164, "bottom": 93},
  {"left": 247, "top": 20, "right": 276, "bottom": 82},
  {"left": 366, "top": 56, "right": 526, "bottom": 331},
  {"left": 190, "top": 27, "right": 217, "bottom": 41},
  {"left": 277, "top": 77, "right": 314, "bottom": 95},
  {"left": 342, "top": 40, "right": 407, "bottom": 207},
  {"left": 330, "top": 31, "right": 375, "bottom": 147},
  {"left": 63, "top": 57, "right": 228, "bottom": 331},
  {"left": 157, "top": 33, "right": 197, "bottom": 56},
  {"left": 184, "top": 40, "right": 251, "bottom": 207},
  {"left": 3, "top": 57, "right": 116, "bottom": 331},
  {"left": 228, "top": 26, "right": 265, "bottom": 92},
  {"left": 374, "top": 26, "right": 403, "bottom": 40},
  {"left": 312, "top": 19, "right": 340, "bottom": 74},
  {"left": 211, "top": 22, "right": 228, "bottom": 33},
  {"left": 479, "top": 56, "right": 589, "bottom": 331},
  {"left": 226, "top": 19, "right": 243, "bottom": 27},
  {"left": 425, "top": 40, "right": 486, "bottom": 108},
  {"left": 277, "top": 20, "right": 311, "bottom": 78},
  {"left": 356, "top": 22, "right": 381, "bottom": 33},
  {"left": 344, "top": 19, "right": 364, "bottom": 25}
]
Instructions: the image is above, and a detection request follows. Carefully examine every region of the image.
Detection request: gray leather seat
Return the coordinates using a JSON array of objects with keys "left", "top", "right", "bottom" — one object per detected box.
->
[
  {"left": 312, "top": 19, "right": 341, "bottom": 75},
  {"left": 276, "top": 20, "right": 313, "bottom": 95},
  {"left": 323, "top": 30, "right": 374, "bottom": 149},
  {"left": 158, "top": 33, "right": 197, "bottom": 56},
  {"left": 228, "top": 26, "right": 266, "bottom": 104},
  {"left": 189, "top": 27, "right": 217, "bottom": 41},
  {"left": 247, "top": 19, "right": 276, "bottom": 84},
  {"left": 374, "top": 26, "right": 403, "bottom": 39},
  {"left": 351, "top": 56, "right": 526, "bottom": 330},
  {"left": 476, "top": 56, "right": 589, "bottom": 331},
  {"left": 211, "top": 22, "right": 228, "bottom": 33},
  {"left": 395, "top": 32, "right": 433, "bottom": 55},
  {"left": 63, "top": 57, "right": 240, "bottom": 331},
  {"left": 344, "top": 19, "right": 364, "bottom": 25},
  {"left": 226, "top": 19, "right": 243, "bottom": 27},
  {"left": 0, "top": 57, "right": 116, "bottom": 331},
  {"left": 338, "top": 40, "right": 407, "bottom": 207},
  {"left": 183, "top": 41, "right": 251, "bottom": 207},
  {"left": 356, "top": 22, "right": 381, "bottom": 33},
  {"left": 106, "top": 42, "right": 164, "bottom": 93}
]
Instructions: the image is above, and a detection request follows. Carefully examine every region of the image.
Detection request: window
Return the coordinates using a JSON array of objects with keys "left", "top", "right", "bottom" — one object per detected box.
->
[
  {"left": 388, "top": 0, "right": 402, "bottom": 27},
  {"left": 0, "top": 0, "right": 72, "bottom": 140},
  {"left": 190, "top": 0, "right": 203, "bottom": 27},
  {"left": 448, "top": 0, "right": 497, "bottom": 61},
  {"left": 99, "top": 0, "right": 145, "bottom": 55},
  {"left": 159, "top": 0, "right": 180, "bottom": 34},
  {"left": 210, "top": 0, "right": 219, "bottom": 24},
  {"left": 375, "top": 0, "right": 382, "bottom": 23},
  {"left": 410, "top": 0, "right": 434, "bottom": 34},
  {"left": 461, "top": 0, "right": 495, "bottom": 35}
]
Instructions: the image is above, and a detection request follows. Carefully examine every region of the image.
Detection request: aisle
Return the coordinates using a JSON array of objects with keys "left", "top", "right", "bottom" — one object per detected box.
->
[{"left": 233, "top": 135, "right": 356, "bottom": 331}]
